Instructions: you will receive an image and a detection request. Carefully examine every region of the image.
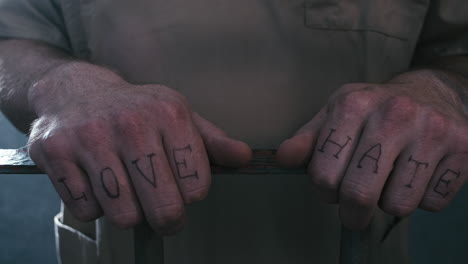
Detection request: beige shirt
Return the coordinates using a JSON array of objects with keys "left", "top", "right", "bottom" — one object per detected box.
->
[{"left": 1, "top": 0, "right": 467, "bottom": 263}]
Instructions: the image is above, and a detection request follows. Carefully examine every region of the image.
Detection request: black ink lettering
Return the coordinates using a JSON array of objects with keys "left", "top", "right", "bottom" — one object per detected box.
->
[
  {"left": 405, "top": 155, "right": 429, "bottom": 188},
  {"left": 58, "top": 177, "right": 87, "bottom": 201},
  {"left": 434, "top": 169, "right": 461, "bottom": 198},
  {"left": 173, "top": 145, "right": 198, "bottom": 179},
  {"left": 357, "top": 144, "right": 382, "bottom": 174},
  {"left": 132, "top": 153, "right": 157, "bottom": 188},
  {"left": 100, "top": 167, "right": 120, "bottom": 199},
  {"left": 317, "top": 128, "right": 352, "bottom": 159}
]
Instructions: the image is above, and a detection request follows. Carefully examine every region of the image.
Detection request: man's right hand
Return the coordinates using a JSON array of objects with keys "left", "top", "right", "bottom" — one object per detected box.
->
[{"left": 27, "top": 62, "right": 252, "bottom": 234}]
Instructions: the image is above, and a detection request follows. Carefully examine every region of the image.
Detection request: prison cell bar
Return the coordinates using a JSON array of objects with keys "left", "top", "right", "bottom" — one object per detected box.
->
[{"left": 0, "top": 148, "right": 365, "bottom": 264}]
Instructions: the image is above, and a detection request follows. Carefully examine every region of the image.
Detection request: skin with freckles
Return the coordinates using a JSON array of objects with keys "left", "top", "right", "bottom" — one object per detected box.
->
[{"left": 277, "top": 69, "right": 468, "bottom": 230}]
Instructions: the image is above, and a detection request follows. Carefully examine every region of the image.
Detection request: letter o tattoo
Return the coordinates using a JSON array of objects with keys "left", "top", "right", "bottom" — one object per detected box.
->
[{"left": 100, "top": 167, "right": 120, "bottom": 199}]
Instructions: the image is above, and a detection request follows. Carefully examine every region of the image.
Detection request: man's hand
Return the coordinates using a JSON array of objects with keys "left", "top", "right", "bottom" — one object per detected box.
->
[
  {"left": 27, "top": 62, "right": 252, "bottom": 234},
  {"left": 277, "top": 69, "right": 468, "bottom": 230}
]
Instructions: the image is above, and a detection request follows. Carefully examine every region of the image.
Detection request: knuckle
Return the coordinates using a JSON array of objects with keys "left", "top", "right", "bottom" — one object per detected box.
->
[
  {"left": 419, "top": 198, "right": 445, "bottom": 212},
  {"left": 422, "top": 110, "right": 449, "bottom": 141},
  {"left": 381, "top": 200, "right": 415, "bottom": 217},
  {"left": 382, "top": 96, "right": 417, "bottom": 123},
  {"left": 147, "top": 203, "right": 185, "bottom": 230},
  {"left": 75, "top": 120, "right": 110, "bottom": 147},
  {"left": 40, "top": 134, "right": 71, "bottom": 158},
  {"left": 70, "top": 206, "right": 102, "bottom": 222},
  {"left": 114, "top": 111, "right": 147, "bottom": 137},
  {"left": 340, "top": 185, "right": 375, "bottom": 209},
  {"left": 334, "top": 90, "right": 374, "bottom": 116},
  {"left": 109, "top": 211, "right": 142, "bottom": 229},
  {"left": 183, "top": 186, "right": 210, "bottom": 204},
  {"left": 309, "top": 167, "right": 340, "bottom": 198},
  {"left": 158, "top": 99, "right": 190, "bottom": 123}
]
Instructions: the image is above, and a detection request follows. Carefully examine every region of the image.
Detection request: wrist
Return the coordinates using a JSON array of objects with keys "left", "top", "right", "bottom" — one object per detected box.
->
[{"left": 390, "top": 69, "right": 468, "bottom": 117}]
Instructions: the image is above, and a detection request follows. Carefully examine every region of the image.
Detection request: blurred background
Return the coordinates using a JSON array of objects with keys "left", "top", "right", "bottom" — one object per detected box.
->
[{"left": 0, "top": 112, "right": 467, "bottom": 264}]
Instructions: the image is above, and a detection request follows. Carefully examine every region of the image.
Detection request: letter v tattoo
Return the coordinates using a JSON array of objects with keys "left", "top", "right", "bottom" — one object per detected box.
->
[{"left": 132, "top": 153, "right": 157, "bottom": 188}]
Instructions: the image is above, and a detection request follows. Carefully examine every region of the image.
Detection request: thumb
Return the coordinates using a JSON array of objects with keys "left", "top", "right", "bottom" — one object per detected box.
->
[
  {"left": 192, "top": 112, "right": 252, "bottom": 167},
  {"left": 276, "top": 107, "right": 327, "bottom": 168}
]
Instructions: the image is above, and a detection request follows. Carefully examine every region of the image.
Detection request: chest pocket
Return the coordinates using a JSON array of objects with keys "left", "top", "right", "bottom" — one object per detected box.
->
[{"left": 304, "top": 0, "right": 430, "bottom": 41}]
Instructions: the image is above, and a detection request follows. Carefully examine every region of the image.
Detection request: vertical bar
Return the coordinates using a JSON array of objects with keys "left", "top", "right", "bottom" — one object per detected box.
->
[{"left": 134, "top": 221, "right": 164, "bottom": 264}]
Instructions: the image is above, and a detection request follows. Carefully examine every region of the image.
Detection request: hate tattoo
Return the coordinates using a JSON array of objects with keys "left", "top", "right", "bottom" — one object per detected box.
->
[
  {"left": 132, "top": 153, "right": 157, "bottom": 188},
  {"left": 172, "top": 145, "right": 198, "bottom": 179},
  {"left": 317, "top": 128, "right": 352, "bottom": 159},
  {"left": 100, "top": 167, "right": 120, "bottom": 199}
]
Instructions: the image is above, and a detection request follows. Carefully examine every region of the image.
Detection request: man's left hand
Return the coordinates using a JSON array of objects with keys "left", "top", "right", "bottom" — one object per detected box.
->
[{"left": 277, "top": 69, "right": 468, "bottom": 230}]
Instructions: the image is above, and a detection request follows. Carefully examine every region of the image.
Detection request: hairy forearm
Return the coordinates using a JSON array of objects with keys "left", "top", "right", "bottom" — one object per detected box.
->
[
  {"left": 425, "top": 56, "right": 468, "bottom": 114},
  {"left": 0, "top": 39, "right": 71, "bottom": 133}
]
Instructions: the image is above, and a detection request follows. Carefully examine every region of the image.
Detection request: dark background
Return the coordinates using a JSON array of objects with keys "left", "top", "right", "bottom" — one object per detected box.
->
[{"left": 0, "top": 112, "right": 467, "bottom": 264}]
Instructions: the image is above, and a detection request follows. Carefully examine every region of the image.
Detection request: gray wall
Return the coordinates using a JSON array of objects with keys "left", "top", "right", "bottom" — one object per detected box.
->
[
  {"left": 0, "top": 112, "right": 467, "bottom": 263},
  {"left": 0, "top": 113, "right": 59, "bottom": 264}
]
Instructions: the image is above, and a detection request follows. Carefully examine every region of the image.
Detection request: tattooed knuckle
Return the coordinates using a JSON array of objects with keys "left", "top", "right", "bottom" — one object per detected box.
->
[
  {"left": 109, "top": 211, "right": 142, "bottom": 229},
  {"left": 148, "top": 203, "right": 184, "bottom": 230}
]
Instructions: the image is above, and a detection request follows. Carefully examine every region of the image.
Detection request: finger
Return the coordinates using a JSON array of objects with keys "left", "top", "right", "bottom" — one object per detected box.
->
[
  {"left": 192, "top": 112, "right": 252, "bottom": 167},
  {"left": 307, "top": 89, "right": 382, "bottom": 203},
  {"left": 276, "top": 107, "right": 327, "bottom": 168},
  {"left": 339, "top": 97, "right": 416, "bottom": 230},
  {"left": 47, "top": 161, "right": 103, "bottom": 221},
  {"left": 117, "top": 132, "right": 185, "bottom": 235},
  {"left": 160, "top": 114, "right": 211, "bottom": 205},
  {"left": 379, "top": 145, "right": 444, "bottom": 217},
  {"left": 419, "top": 154, "right": 467, "bottom": 212},
  {"left": 77, "top": 148, "right": 143, "bottom": 229},
  {"left": 29, "top": 137, "right": 102, "bottom": 221}
]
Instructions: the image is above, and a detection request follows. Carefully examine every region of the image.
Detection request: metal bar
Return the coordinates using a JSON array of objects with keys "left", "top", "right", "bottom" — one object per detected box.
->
[{"left": 0, "top": 148, "right": 361, "bottom": 264}]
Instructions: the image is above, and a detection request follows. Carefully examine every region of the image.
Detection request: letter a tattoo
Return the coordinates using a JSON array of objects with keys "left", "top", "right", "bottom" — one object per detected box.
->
[
  {"left": 317, "top": 128, "right": 352, "bottom": 159},
  {"left": 357, "top": 144, "right": 382, "bottom": 173},
  {"left": 58, "top": 178, "right": 88, "bottom": 201},
  {"left": 132, "top": 153, "right": 157, "bottom": 188}
]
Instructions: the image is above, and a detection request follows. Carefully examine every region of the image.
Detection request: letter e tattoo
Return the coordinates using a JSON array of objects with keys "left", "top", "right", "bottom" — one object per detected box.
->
[
  {"left": 434, "top": 169, "right": 461, "bottom": 198},
  {"left": 173, "top": 145, "right": 198, "bottom": 179}
]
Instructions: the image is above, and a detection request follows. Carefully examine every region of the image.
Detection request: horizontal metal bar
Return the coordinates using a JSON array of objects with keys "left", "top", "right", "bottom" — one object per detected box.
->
[
  {"left": 0, "top": 147, "right": 360, "bottom": 264},
  {"left": 0, "top": 148, "right": 306, "bottom": 175}
]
